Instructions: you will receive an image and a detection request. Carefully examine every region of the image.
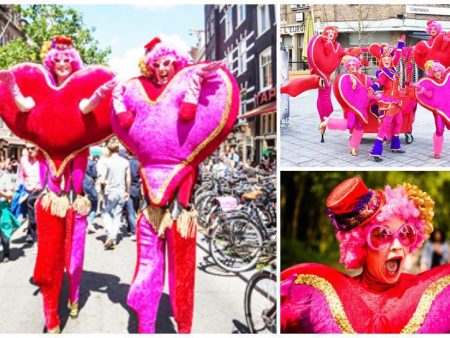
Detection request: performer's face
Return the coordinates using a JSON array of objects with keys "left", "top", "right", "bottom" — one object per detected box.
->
[
  {"left": 326, "top": 30, "right": 335, "bottom": 41},
  {"left": 381, "top": 56, "right": 392, "bottom": 68},
  {"left": 365, "top": 216, "right": 409, "bottom": 284},
  {"left": 434, "top": 70, "right": 443, "bottom": 80},
  {"left": 52, "top": 51, "right": 73, "bottom": 84},
  {"left": 151, "top": 56, "right": 176, "bottom": 85},
  {"left": 348, "top": 63, "right": 358, "bottom": 73},
  {"left": 430, "top": 26, "right": 438, "bottom": 37}
]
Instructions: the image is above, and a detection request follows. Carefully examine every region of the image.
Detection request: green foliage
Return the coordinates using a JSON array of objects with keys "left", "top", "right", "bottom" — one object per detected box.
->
[
  {"left": 281, "top": 171, "right": 450, "bottom": 269},
  {"left": 0, "top": 5, "right": 111, "bottom": 69}
]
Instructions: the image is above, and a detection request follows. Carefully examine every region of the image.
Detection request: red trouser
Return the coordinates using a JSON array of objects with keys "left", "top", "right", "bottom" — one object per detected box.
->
[{"left": 33, "top": 199, "right": 86, "bottom": 330}]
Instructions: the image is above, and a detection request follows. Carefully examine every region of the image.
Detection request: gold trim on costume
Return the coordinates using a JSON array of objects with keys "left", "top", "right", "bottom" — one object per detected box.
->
[
  {"left": 131, "top": 65, "right": 233, "bottom": 205},
  {"left": 294, "top": 274, "right": 356, "bottom": 333},
  {"left": 338, "top": 74, "right": 368, "bottom": 124},
  {"left": 416, "top": 72, "right": 450, "bottom": 126},
  {"left": 401, "top": 274, "right": 450, "bottom": 333},
  {"left": 295, "top": 273, "right": 450, "bottom": 333}
]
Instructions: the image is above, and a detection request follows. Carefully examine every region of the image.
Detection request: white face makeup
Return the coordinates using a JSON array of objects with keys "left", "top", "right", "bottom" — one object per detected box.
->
[
  {"left": 52, "top": 52, "right": 73, "bottom": 84},
  {"left": 151, "top": 56, "right": 176, "bottom": 86},
  {"left": 434, "top": 70, "right": 443, "bottom": 80},
  {"left": 365, "top": 216, "right": 410, "bottom": 285},
  {"left": 430, "top": 26, "right": 438, "bottom": 37},
  {"left": 348, "top": 63, "right": 358, "bottom": 73},
  {"left": 381, "top": 56, "right": 392, "bottom": 68}
]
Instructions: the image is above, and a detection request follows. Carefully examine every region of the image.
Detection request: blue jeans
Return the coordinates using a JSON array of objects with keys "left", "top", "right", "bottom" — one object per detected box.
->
[
  {"left": 125, "top": 198, "right": 136, "bottom": 234},
  {"left": 103, "top": 192, "right": 125, "bottom": 242}
]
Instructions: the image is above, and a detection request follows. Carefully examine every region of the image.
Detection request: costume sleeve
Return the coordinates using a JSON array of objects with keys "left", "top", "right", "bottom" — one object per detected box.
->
[
  {"left": 392, "top": 39, "right": 405, "bottom": 68},
  {"left": 371, "top": 73, "right": 386, "bottom": 91},
  {"left": 112, "top": 81, "right": 128, "bottom": 115}
]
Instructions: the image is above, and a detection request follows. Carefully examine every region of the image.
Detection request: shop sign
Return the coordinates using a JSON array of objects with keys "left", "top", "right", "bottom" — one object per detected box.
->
[{"left": 254, "top": 87, "right": 276, "bottom": 107}]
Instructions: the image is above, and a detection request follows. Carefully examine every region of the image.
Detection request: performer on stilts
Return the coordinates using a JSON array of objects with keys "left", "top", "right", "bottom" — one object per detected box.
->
[
  {"left": 280, "top": 26, "right": 347, "bottom": 142},
  {"left": 0, "top": 36, "right": 115, "bottom": 333},
  {"left": 319, "top": 56, "right": 372, "bottom": 156},
  {"left": 368, "top": 35, "right": 406, "bottom": 162},
  {"left": 415, "top": 60, "right": 450, "bottom": 159},
  {"left": 111, "top": 37, "right": 239, "bottom": 333}
]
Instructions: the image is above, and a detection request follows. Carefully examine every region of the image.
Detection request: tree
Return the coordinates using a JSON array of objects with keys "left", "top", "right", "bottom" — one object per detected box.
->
[{"left": 0, "top": 5, "right": 111, "bottom": 69}]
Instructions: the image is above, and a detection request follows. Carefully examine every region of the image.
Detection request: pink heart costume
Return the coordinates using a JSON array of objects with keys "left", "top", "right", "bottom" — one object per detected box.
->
[
  {"left": 415, "top": 61, "right": 450, "bottom": 158},
  {"left": 111, "top": 37, "right": 239, "bottom": 333},
  {"left": 0, "top": 36, "right": 115, "bottom": 332},
  {"left": 280, "top": 26, "right": 346, "bottom": 122},
  {"left": 325, "top": 56, "right": 373, "bottom": 155}
]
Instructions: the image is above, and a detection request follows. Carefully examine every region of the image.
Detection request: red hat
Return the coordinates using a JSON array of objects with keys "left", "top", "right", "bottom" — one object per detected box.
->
[
  {"left": 326, "top": 177, "right": 385, "bottom": 231},
  {"left": 52, "top": 36, "right": 72, "bottom": 50},
  {"left": 144, "top": 37, "right": 161, "bottom": 53},
  {"left": 322, "top": 26, "right": 338, "bottom": 40}
]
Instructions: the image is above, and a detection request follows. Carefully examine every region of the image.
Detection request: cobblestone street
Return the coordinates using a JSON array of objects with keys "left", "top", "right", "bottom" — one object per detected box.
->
[{"left": 281, "top": 90, "right": 450, "bottom": 168}]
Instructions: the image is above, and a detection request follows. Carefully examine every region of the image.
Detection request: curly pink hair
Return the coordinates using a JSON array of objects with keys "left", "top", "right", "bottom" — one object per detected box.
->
[
  {"left": 336, "top": 185, "right": 428, "bottom": 269},
  {"left": 426, "top": 20, "right": 442, "bottom": 36},
  {"left": 143, "top": 41, "right": 189, "bottom": 73},
  {"left": 344, "top": 56, "right": 361, "bottom": 71},
  {"left": 43, "top": 48, "right": 83, "bottom": 76}
]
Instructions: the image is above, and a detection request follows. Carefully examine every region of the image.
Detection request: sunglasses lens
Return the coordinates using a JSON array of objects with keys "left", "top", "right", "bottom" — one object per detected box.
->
[
  {"left": 163, "top": 59, "right": 171, "bottom": 67},
  {"left": 152, "top": 62, "right": 160, "bottom": 69},
  {"left": 369, "top": 226, "right": 392, "bottom": 250},
  {"left": 398, "top": 224, "right": 416, "bottom": 247}
]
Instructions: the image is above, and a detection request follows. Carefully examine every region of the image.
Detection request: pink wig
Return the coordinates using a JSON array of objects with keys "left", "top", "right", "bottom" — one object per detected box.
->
[
  {"left": 143, "top": 41, "right": 189, "bottom": 73},
  {"left": 336, "top": 185, "right": 428, "bottom": 269},
  {"left": 43, "top": 47, "right": 83, "bottom": 75},
  {"left": 426, "top": 20, "right": 442, "bottom": 36},
  {"left": 344, "top": 56, "right": 361, "bottom": 71}
]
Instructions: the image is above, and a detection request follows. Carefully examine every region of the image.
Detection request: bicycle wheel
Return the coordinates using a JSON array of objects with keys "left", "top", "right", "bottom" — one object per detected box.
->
[
  {"left": 244, "top": 271, "right": 277, "bottom": 334},
  {"left": 209, "top": 217, "right": 263, "bottom": 273}
]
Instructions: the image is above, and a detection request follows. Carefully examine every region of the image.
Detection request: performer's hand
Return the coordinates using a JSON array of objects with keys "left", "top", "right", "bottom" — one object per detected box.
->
[
  {"left": 16, "top": 96, "right": 35, "bottom": 113},
  {"left": 351, "top": 77, "right": 357, "bottom": 90},
  {"left": 117, "top": 111, "right": 135, "bottom": 129},
  {"left": 198, "top": 60, "right": 224, "bottom": 79},
  {"left": 124, "top": 192, "right": 130, "bottom": 201},
  {"left": 80, "top": 77, "right": 118, "bottom": 114},
  {"left": 0, "top": 70, "right": 35, "bottom": 113},
  {"left": 367, "top": 87, "right": 374, "bottom": 97}
]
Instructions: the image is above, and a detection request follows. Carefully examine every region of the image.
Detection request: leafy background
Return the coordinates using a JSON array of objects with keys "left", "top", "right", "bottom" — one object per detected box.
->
[{"left": 281, "top": 171, "right": 450, "bottom": 271}]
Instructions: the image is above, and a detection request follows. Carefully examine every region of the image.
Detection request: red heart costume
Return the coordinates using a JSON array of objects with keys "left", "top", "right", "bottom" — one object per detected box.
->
[{"left": 0, "top": 37, "right": 115, "bottom": 333}]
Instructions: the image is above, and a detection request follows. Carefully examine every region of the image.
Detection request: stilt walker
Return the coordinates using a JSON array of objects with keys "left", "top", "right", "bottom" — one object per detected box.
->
[
  {"left": 111, "top": 37, "right": 239, "bottom": 333},
  {"left": 0, "top": 36, "right": 115, "bottom": 333}
]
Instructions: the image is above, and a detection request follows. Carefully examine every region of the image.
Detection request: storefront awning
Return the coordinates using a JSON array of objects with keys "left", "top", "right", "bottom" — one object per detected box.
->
[
  {"left": 240, "top": 101, "right": 276, "bottom": 119},
  {"left": 0, "top": 136, "right": 26, "bottom": 146}
]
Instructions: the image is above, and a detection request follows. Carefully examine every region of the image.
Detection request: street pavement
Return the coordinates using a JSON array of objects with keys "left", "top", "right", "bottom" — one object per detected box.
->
[
  {"left": 0, "top": 220, "right": 254, "bottom": 334},
  {"left": 281, "top": 90, "right": 450, "bottom": 168}
]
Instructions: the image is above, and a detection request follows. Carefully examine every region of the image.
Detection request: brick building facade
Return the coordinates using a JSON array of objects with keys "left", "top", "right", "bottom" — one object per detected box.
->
[
  {"left": 0, "top": 5, "right": 26, "bottom": 161},
  {"left": 205, "top": 4, "right": 276, "bottom": 164}
]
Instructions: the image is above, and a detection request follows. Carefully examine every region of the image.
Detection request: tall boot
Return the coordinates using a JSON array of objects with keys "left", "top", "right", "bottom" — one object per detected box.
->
[
  {"left": 280, "top": 75, "right": 322, "bottom": 97},
  {"left": 33, "top": 198, "right": 66, "bottom": 332},
  {"left": 166, "top": 222, "right": 197, "bottom": 334},
  {"left": 390, "top": 135, "right": 405, "bottom": 153},
  {"left": 127, "top": 213, "right": 165, "bottom": 333},
  {"left": 370, "top": 138, "right": 384, "bottom": 162},
  {"left": 433, "top": 133, "right": 444, "bottom": 159},
  {"left": 65, "top": 208, "right": 88, "bottom": 318},
  {"left": 349, "top": 129, "right": 364, "bottom": 156}
]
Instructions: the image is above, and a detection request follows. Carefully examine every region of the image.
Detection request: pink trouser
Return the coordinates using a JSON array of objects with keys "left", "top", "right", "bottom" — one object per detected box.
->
[
  {"left": 127, "top": 214, "right": 197, "bottom": 333},
  {"left": 435, "top": 114, "right": 446, "bottom": 136},
  {"left": 377, "top": 112, "right": 403, "bottom": 140},
  {"left": 327, "top": 112, "right": 364, "bottom": 150}
]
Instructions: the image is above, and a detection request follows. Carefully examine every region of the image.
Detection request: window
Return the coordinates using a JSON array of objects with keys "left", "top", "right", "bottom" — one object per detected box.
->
[
  {"left": 237, "top": 5, "right": 246, "bottom": 26},
  {"left": 225, "top": 7, "right": 233, "bottom": 40},
  {"left": 226, "top": 52, "right": 233, "bottom": 70},
  {"left": 257, "top": 5, "right": 270, "bottom": 36},
  {"left": 238, "top": 39, "right": 247, "bottom": 74},
  {"left": 259, "top": 47, "right": 272, "bottom": 91},
  {"left": 240, "top": 100, "right": 247, "bottom": 118}
]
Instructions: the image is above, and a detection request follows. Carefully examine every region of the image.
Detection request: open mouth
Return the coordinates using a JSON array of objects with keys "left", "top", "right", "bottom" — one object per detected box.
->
[{"left": 385, "top": 257, "right": 402, "bottom": 275}]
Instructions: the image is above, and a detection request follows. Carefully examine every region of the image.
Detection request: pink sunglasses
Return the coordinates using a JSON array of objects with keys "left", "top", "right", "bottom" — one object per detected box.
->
[{"left": 367, "top": 223, "right": 417, "bottom": 251}]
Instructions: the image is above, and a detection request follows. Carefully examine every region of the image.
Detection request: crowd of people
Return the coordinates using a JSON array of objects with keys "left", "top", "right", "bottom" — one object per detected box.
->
[{"left": 0, "top": 139, "right": 144, "bottom": 262}]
